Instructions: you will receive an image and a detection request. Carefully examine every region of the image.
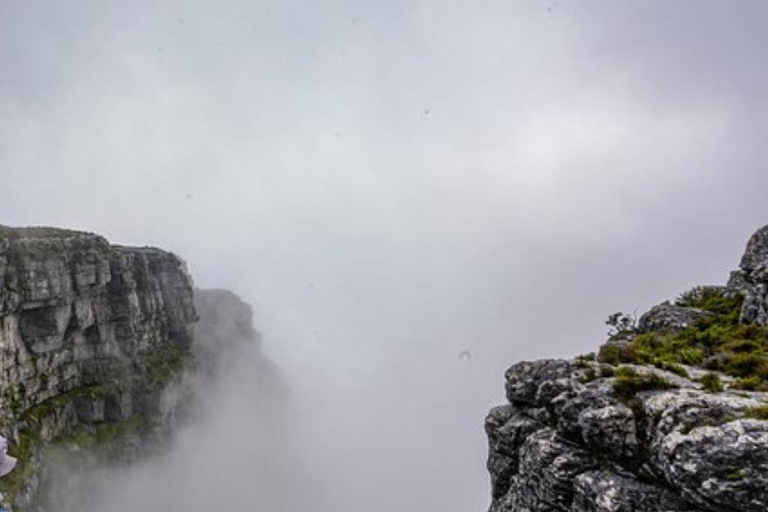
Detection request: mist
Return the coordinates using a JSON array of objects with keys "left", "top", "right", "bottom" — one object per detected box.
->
[{"left": 3, "top": 1, "right": 768, "bottom": 511}]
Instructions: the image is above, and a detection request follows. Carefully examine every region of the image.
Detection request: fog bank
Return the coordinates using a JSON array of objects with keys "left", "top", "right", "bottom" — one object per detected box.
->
[{"left": 3, "top": 2, "right": 768, "bottom": 511}]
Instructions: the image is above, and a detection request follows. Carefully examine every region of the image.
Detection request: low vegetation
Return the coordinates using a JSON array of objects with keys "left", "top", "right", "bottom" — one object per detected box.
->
[
  {"left": 0, "top": 384, "right": 118, "bottom": 505},
  {"left": 0, "top": 357, "right": 186, "bottom": 507},
  {"left": 58, "top": 414, "right": 150, "bottom": 454},
  {"left": 601, "top": 287, "right": 768, "bottom": 391},
  {"left": 744, "top": 405, "right": 768, "bottom": 420},
  {"left": 0, "top": 225, "right": 86, "bottom": 239},
  {"left": 146, "top": 344, "right": 193, "bottom": 389},
  {"left": 699, "top": 373, "right": 724, "bottom": 393},
  {"left": 613, "top": 366, "right": 675, "bottom": 400}
]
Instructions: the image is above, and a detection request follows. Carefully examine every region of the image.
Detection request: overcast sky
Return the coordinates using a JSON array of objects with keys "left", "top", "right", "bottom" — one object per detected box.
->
[{"left": 2, "top": 1, "right": 768, "bottom": 511}]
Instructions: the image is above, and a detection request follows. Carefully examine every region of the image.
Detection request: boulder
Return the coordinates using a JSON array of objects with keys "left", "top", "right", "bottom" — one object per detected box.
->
[{"left": 637, "top": 303, "right": 712, "bottom": 333}]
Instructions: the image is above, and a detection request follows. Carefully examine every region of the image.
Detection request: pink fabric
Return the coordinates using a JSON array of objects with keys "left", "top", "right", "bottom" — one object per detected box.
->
[{"left": 0, "top": 436, "right": 17, "bottom": 477}]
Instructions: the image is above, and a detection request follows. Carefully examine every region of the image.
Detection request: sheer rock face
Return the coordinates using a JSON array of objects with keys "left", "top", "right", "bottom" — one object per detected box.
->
[
  {"left": 0, "top": 227, "right": 196, "bottom": 414},
  {"left": 486, "top": 224, "right": 768, "bottom": 512},
  {"left": 486, "top": 360, "right": 768, "bottom": 512},
  {"left": 0, "top": 226, "right": 197, "bottom": 508}
]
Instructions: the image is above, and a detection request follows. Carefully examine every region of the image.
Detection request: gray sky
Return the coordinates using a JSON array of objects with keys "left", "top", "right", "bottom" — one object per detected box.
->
[{"left": 2, "top": 1, "right": 768, "bottom": 511}]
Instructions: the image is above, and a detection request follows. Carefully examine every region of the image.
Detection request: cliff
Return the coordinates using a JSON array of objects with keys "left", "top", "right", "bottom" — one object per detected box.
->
[
  {"left": 31, "top": 287, "right": 282, "bottom": 512},
  {"left": 485, "top": 226, "right": 768, "bottom": 512},
  {"left": 0, "top": 226, "right": 198, "bottom": 509},
  {"left": 193, "top": 288, "right": 287, "bottom": 402}
]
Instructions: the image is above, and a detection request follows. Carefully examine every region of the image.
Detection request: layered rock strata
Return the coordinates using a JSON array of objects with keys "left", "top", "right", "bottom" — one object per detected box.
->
[{"left": 0, "top": 226, "right": 197, "bottom": 509}]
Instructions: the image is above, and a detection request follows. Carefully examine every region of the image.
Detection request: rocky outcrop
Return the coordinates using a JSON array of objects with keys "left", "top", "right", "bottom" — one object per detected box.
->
[
  {"left": 729, "top": 225, "right": 768, "bottom": 325},
  {"left": 485, "top": 224, "right": 768, "bottom": 512},
  {"left": 637, "top": 303, "right": 713, "bottom": 334},
  {"left": 0, "top": 226, "right": 197, "bottom": 509},
  {"left": 487, "top": 360, "right": 768, "bottom": 512}
]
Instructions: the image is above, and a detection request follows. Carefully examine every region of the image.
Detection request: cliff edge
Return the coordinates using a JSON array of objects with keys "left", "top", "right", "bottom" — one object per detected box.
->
[
  {"left": 0, "top": 226, "right": 197, "bottom": 509},
  {"left": 486, "top": 225, "right": 768, "bottom": 512}
]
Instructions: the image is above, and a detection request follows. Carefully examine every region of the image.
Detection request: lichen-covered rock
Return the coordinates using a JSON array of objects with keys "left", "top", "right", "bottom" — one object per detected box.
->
[
  {"left": 572, "top": 470, "right": 691, "bottom": 512},
  {"left": 505, "top": 429, "right": 596, "bottom": 512},
  {"left": 576, "top": 404, "right": 637, "bottom": 459},
  {"left": 505, "top": 359, "right": 573, "bottom": 406},
  {"left": 656, "top": 419, "right": 768, "bottom": 512},
  {"left": 485, "top": 359, "right": 768, "bottom": 512}
]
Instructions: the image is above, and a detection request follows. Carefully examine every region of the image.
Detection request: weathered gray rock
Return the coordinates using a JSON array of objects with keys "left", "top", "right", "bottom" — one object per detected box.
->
[
  {"left": 505, "top": 428, "right": 596, "bottom": 512},
  {"left": 572, "top": 470, "right": 692, "bottom": 512},
  {"left": 738, "top": 224, "right": 768, "bottom": 273},
  {"left": 0, "top": 226, "right": 286, "bottom": 512},
  {"left": 505, "top": 359, "right": 573, "bottom": 406},
  {"left": 30, "top": 285, "right": 283, "bottom": 512},
  {"left": 657, "top": 419, "right": 768, "bottom": 512},
  {"left": 486, "top": 359, "right": 768, "bottom": 512},
  {"left": 637, "top": 303, "right": 713, "bottom": 333},
  {"left": 485, "top": 404, "right": 546, "bottom": 500},
  {"left": 576, "top": 403, "right": 637, "bottom": 459},
  {"left": 730, "top": 225, "right": 768, "bottom": 325},
  {"left": 485, "top": 224, "right": 768, "bottom": 512},
  {"left": 0, "top": 228, "right": 196, "bottom": 407}
]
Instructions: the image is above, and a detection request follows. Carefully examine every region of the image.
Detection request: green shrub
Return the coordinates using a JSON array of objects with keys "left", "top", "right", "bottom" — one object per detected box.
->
[
  {"left": 145, "top": 345, "right": 191, "bottom": 388},
  {"left": 679, "top": 348, "right": 705, "bottom": 365},
  {"left": 744, "top": 405, "right": 768, "bottom": 420},
  {"left": 615, "top": 366, "right": 638, "bottom": 378},
  {"left": 579, "top": 367, "right": 598, "bottom": 383},
  {"left": 598, "top": 344, "right": 623, "bottom": 366},
  {"left": 614, "top": 288, "right": 768, "bottom": 384},
  {"left": 726, "top": 353, "right": 768, "bottom": 379},
  {"left": 653, "top": 360, "right": 689, "bottom": 378},
  {"left": 613, "top": 367, "right": 675, "bottom": 400},
  {"left": 699, "top": 373, "right": 723, "bottom": 393},
  {"left": 724, "top": 339, "right": 765, "bottom": 354},
  {"left": 676, "top": 286, "right": 743, "bottom": 320},
  {"left": 731, "top": 377, "right": 767, "bottom": 391}
]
